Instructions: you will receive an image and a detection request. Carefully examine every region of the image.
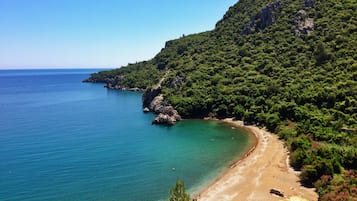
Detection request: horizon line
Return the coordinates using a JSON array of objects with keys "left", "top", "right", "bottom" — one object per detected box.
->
[{"left": 0, "top": 66, "right": 117, "bottom": 70}]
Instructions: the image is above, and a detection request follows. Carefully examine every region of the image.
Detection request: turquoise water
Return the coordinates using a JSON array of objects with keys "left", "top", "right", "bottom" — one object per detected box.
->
[{"left": 0, "top": 69, "right": 251, "bottom": 201}]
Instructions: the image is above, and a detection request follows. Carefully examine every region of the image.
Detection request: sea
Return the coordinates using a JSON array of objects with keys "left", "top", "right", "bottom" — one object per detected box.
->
[{"left": 0, "top": 69, "right": 252, "bottom": 201}]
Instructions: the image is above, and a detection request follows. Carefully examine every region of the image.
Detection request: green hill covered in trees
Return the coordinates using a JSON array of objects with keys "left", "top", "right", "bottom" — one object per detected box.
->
[{"left": 86, "top": 0, "right": 357, "bottom": 199}]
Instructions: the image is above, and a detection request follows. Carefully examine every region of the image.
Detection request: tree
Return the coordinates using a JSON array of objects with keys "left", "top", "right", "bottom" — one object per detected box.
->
[
  {"left": 315, "top": 42, "right": 334, "bottom": 65},
  {"left": 169, "top": 180, "right": 191, "bottom": 201}
]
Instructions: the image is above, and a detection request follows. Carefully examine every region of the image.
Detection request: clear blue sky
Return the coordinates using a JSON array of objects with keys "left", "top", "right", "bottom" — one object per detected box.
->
[{"left": 0, "top": 0, "right": 237, "bottom": 69}]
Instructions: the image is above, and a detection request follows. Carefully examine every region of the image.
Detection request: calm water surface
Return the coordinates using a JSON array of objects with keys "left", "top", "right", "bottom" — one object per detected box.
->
[{"left": 0, "top": 69, "right": 251, "bottom": 201}]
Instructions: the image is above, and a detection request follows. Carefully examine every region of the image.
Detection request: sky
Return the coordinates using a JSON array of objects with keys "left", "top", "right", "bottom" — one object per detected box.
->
[{"left": 0, "top": 0, "right": 237, "bottom": 69}]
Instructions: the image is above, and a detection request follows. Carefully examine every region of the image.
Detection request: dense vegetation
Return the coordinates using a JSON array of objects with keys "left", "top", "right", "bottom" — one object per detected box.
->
[
  {"left": 89, "top": 0, "right": 357, "bottom": 199},
  {"left": 168, "top": 180, "right": 195, "bottom": 201}
]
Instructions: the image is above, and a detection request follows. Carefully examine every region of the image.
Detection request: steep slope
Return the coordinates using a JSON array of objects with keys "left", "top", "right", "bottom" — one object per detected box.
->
[{"left": 86, "top": 0, "right": 357, "bottom": 199}]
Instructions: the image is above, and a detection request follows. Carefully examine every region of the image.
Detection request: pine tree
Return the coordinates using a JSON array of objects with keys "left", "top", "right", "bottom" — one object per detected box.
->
[{"left": 169, "top": 180, "right": 191, "bottom": 201}]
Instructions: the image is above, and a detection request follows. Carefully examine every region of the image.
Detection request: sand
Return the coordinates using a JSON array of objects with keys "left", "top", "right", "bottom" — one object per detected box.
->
[{"left": 195, "top": 119, "right": 318, "bottom": 201}]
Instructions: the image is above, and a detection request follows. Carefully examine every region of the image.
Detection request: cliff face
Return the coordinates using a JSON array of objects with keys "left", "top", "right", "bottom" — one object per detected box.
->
[
  {"left": 142, "top": 85, "right": 181, "bottom": 125},
  {"left": 242, "top": 0, "right": 282, "bottom": 35}
]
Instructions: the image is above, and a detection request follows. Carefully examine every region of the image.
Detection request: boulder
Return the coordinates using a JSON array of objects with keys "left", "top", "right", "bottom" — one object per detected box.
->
[
  {"left": 152, "top": 114, "right": 176, "bottom": 125},
  {"left": 143, "top": 107, "right": 150, "bottom": 113},
  {"left": 145, "top": 94, "right": 181, "bottom": 125},
  {"left": 149, "top": 95, "right": 181, "bottom": 125}
]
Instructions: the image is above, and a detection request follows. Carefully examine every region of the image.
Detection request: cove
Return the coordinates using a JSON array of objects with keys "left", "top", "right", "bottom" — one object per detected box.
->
[{"left": 0, "top": 69, "right": 252, "bottom": 201}]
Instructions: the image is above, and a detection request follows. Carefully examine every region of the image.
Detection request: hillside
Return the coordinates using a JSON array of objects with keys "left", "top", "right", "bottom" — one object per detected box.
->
[{"left": 86, "top": 0, "right": 357, "bottom": 199}]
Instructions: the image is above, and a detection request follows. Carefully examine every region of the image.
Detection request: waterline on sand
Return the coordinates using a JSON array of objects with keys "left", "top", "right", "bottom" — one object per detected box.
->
[{"left": 195, "top": 118, "right": 318, "bottom": 201}]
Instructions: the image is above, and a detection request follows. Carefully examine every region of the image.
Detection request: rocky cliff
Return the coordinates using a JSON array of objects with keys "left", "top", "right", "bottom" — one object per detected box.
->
[
  {"left": 242, "top": 0, "right": 282, "bottom": 35},
  {"left": 142, "top": 74, "right": 181, "bottom": 125}
]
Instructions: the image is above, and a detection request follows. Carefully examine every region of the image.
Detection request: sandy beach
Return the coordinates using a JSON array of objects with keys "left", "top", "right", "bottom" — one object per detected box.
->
[{"left": 195, "top": 119, "right": 318, "bottom": 201}]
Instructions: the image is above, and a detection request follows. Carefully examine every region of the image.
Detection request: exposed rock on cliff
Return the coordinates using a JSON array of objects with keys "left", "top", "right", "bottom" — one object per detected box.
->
[
  {"left": 242, "top": 0, "right": 282, "bottom": 35},
  {"left": 142, "top": 76, "right": 181, "bottom": 125},
  {"left": 149, "top": 95, "right": 164, "bottom": 111},
  {"left": 167, "top": 76, "right": 185, "bottom": 88},
  {"left": 146, "top": 94, "right": 181, "bottom": 125},
  {"left": 293, "top": 10, "right": 314, "bottom": 36},
  {"left": 142, "top": 86, "right": 162, "bottom": 108},
  {"left": 149, "top": 95, "right": 181, "bottom": 119},
  {"left": 106, "top": 83, "right": 144, "bottom": 91}
]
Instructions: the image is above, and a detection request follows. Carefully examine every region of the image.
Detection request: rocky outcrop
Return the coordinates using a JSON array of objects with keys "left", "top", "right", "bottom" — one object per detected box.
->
[
  {"left": 149, "top": 96, "right": 181, "bottom": 119},
  {"left": 152, "top": 113, "right": 178, "bottom": 125},
  {"left": 293, "top": 10, "right": 314, "bottom": 36},
  {"left": 167, "top": 76, "right": 185, "bottom": 88},
  {"left": 83, "top": 75, "right": 144, "bottom": 91},
  {"left": 106, "top": 83, "right": 144, "bottom": 91},
  {"left": 242, "top": 0, "right": 282, "bottom": 35},
  {"left": 142, "top": 86, "right": 162, "bottom": 108},
  {"left": 149, "top": 95, "right": 164, "bottom": 111},
  {"left": 82, "top": 77, "right": 98, "bottom": 83},
  {"left": 147, "top": 95, "right": 181, "bottom": 125},
  {"left": 296, "top": 18, "right": 314, "bottom": 35},
  {"left": 83, "top": 77, "right": 116, "bottom": 84},
  {"left": 142, "top": 77, "right": 181, "bottom": 125}
]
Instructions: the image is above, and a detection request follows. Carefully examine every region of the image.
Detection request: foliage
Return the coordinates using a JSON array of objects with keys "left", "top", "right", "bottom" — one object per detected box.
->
[
  {"left": 89, "top": 61, "right": 164, "bottom": 89},
  {"left": 88, "top": 0, "right": 357, "bottom": 198},
  {"left": 315, "top": 170, "right": 357, "bottom": 201},
  {"left": 168, "top": 180, "right": 192, "bottom": 201}
]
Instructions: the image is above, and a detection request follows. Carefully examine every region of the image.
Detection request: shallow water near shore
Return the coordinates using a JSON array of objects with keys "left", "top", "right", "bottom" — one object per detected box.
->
[{"left": 0, "top": 69, "right": 252, "bottom": 201}]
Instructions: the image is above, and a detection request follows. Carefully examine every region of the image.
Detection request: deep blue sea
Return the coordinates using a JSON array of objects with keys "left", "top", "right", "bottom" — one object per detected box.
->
[{"left": 0, "top": 69, "right": 251, "bottom": 201}]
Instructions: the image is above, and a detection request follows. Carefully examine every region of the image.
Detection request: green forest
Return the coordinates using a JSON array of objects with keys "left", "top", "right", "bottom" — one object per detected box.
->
[{"left": 87, "top": 0, "right": 357, "bottom": 199}]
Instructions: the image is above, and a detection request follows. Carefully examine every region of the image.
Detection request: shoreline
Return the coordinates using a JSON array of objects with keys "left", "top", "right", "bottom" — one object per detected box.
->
[{"left": 194, "top": 118, "right": 318, "bottom": 201}]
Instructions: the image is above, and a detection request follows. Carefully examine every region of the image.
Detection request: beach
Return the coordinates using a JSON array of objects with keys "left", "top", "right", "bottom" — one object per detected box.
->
[{"left": 196, "top": 119, "right": 318, "bottom": 201}]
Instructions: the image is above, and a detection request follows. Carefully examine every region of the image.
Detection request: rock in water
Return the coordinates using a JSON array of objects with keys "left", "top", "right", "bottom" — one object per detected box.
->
[
  {"left": 142, "top": 77, "right": 182, "bottom": 125},
  {"left": 146, "top": 94, "right": 181, "bottom": 125},
  {"left": 143, "top": 107, "right": 150, "bottom": 113},
  {"left": 152, "top": 114, "right": 176, "bottom": 125}
]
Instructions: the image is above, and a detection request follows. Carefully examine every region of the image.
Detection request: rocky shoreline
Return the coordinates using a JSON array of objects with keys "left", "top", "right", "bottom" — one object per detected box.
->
[
  {"left": 83, "top": 77, "right": 145, "bottom": 92},
  {"left": 142, "top": 86, "right": 181, "bottom": 126},
  {"left": 83, "top": 76, "right": 181, "bottom": 126}
]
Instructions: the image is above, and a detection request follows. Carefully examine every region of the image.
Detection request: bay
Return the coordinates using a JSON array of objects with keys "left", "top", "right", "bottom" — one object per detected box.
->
[{"left": 0, "top": 69, "right": 251, "bottom": 201}]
